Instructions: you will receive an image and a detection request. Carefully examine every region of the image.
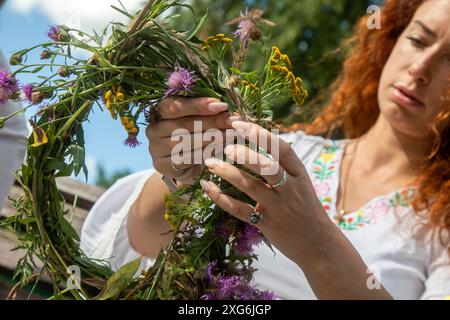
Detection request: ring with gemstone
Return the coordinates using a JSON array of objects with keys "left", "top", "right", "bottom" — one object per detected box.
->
[
  {"left": 248, "top": 211, "right": 263, "bottom": 225},
  {"left": 268, "top": 170, "right": 288, "bottom": 189}
]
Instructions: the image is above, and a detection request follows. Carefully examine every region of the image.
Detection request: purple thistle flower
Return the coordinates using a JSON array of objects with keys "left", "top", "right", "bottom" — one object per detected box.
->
[
  {"left": 257, "top": 290, "right": 276, "bottom": 300},
  {"left": 233, "top": 8, "right": 254, "bottom": 48},
  {"left": 123, "top": 134, "right": 142, "bottom": 148},
  {"left": 163, "top": 63, "right": 197, "bottom": 98},
  {"left": 47, "top": 25, "right": 69, "bottom": 42},
  {"left": 233, "top": 223, "right": 264, "bottom": 255},
  {"left": 48, "top": 25, "right": 62, "bottom": 41},
  {"left": 216, "top": 219, "right": 235, "bottom": 240},
  {"left": 215, "top": 275, "right": 241, "bottom": 299},
  {"left": 0, "top": 68, "right": 19, "bottom": 106},
  {"left": 234, "top": 20, "right": 254, "bottom": 48},
  {"left": 205, "top": 261, "right": 218, "bottom": 285},
  {"left": 22, "top": 84, "right": 34, "bottom": 102}
]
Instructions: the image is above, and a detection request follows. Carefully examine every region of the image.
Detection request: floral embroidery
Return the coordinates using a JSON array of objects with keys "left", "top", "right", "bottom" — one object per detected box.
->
[
  {"left": 335, "top": 210, "right": 371, "bottom": 231},
  {"left": 310, "top": 140, "right": 414, "bottom": 231}
]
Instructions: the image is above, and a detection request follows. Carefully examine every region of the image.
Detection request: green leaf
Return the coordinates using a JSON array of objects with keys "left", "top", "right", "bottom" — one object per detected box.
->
[
  {"left": 58, "top": 215, "right": 80, "bottom": 242},
  {"left": 97, "top": 256, "right": 142, "bottom": 300},
  {"left": 32, "top": 66, "right": 45, "bottom": 73},
  {"left": 229, "top": 67, "right": 241, "bottom": 75},
  {"left": 185, "top": 9, "right": 208, "bottom": 41}
]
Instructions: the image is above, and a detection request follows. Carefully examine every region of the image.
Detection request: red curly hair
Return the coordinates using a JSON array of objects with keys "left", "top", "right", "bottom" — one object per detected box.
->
[{"left": 290, "top": 0, "right": 450, "bottom": 248}]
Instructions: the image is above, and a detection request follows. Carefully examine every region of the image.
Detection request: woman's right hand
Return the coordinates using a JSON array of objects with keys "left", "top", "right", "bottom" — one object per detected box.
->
[{"left": 145, "top": 97, "right": 241, "bottom": 185}]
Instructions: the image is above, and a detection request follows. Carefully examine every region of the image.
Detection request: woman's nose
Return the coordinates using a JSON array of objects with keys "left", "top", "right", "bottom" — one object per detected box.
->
[{"left": 407, "top": 53, "right": 434, "bottom": 86}]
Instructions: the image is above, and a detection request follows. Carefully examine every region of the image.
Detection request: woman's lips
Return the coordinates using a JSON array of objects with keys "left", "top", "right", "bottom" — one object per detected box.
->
[{"left": 392, "top": 86, "right": 425, "bottom": 109}]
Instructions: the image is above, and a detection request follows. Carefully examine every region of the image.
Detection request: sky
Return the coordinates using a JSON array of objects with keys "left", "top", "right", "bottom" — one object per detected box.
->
[{"left": 0, "top": 0, "right": 153, "bottom": 185}]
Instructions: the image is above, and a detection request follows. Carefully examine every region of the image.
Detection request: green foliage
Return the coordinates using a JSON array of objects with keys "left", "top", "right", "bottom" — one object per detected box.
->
[
  {"left": 95, "top": 164, "right": 132, "bottom": 189},
  {"left": 176, "top": 0, "right": 370, "bottom": 122}
]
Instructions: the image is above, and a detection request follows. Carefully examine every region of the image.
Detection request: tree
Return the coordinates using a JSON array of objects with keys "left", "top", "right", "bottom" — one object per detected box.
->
[{"left": 95, "top": 163, "right": 132, "bottom": 188}]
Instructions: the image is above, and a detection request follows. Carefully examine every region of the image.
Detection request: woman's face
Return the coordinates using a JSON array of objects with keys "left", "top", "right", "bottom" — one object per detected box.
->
[{"left": 378, "top": 0, "right": 450, "bottom": 139}]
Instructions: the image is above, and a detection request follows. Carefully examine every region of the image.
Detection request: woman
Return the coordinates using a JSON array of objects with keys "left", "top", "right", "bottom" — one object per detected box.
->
[{"left": 81, "top": 0, "right": 450, "bottom": 299}]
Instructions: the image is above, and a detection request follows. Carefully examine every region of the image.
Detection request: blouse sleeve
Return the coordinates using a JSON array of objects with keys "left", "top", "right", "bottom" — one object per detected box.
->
[
  {"left": 80, "top": 169, "right": 156, "bottom": 271},
  {"left": 420, "top": 244, "right": 450, "bottom": 300}
]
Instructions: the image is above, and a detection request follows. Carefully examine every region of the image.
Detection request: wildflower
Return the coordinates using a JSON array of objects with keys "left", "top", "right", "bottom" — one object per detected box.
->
[
  {"left": 0, "top": 68, "right": 20, "bottom": 106},
  {"left": 29, "top": 120, "right": 48, "bottom": 147},
  {"left": 270, "top": 65, "right": 281, "bottom": 72},
  {"left": 234, "top": 19, "right": 254, "bottom": 48},
  {"left": 40, "top": 50, "right": 52, "bottom": 60},
  {"left": 164, "top": 63, "right": 197, "bottom": 98},
  {"left": 9, "top": 53, "right": 23, "bottom": 66},
  {"left": 58, "top": 67, "right": 71, "bottom": 78},
  {"left": 233, "top": 223, "right": 264, "bottom": 255},
  {"left": 31, "top": 91, "right": 45, "bottom": 104},
  {"left": 22, "top": 84, "right": 34, "bottom": 102},
  {"left": 281, "top": 54, "right": 291, "bottom": 68},
  {"left": 202, "top": 262, "right": 275, "bottom": 300},
  {"left": 47, "top": 25, "right": 69, "bottom": 42},
  {"left": 123, "top": 133, "right": 141, "bottom": 148},
  {"left": 228, "top": 8, "right": 274, "bottom": 48}
]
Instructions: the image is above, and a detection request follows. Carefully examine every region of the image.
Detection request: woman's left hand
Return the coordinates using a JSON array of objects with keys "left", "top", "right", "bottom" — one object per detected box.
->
[{"left": 199, "top": 120, "right": 336, "bottom": 267}]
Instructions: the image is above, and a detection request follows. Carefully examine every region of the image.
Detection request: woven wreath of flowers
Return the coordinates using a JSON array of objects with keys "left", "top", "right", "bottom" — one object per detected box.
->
[{"left": 0, "top": 0, "right": 307, "bottom": 300}]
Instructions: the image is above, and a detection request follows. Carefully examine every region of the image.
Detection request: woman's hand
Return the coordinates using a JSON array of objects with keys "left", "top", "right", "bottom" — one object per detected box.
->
[
  {"left": 146, "top": 97, "right": 241, "bottom": 185},
  {"left": 199, "top": 120, "right": 336, "bottom": 267}
]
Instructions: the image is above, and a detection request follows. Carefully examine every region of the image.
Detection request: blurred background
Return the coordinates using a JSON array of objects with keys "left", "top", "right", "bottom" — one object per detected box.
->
[{"left": 0, "top": 0, "right": 381, "bottom": 188}]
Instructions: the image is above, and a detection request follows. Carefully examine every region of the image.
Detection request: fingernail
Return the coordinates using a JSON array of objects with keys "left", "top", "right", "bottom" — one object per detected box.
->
[
  {"left": 232, "top": 121, "right": 253, "bottom": 135},
  {"left": 208, "top": 102, "right": 228, "bottom": 112},
  {"left": 226, "top": 115, "right": 242, "bottom": 126},
  {"left": 200, "top": 179, "right": 212, "bottom": 192},
  {"left": 205, "top": 158, "right": 223, "bottom": 168}
]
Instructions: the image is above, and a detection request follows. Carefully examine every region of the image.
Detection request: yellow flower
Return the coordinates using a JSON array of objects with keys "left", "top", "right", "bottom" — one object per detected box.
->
[
  {"left": 215, "top": 33, "right": 225, "bottom": 38},
  {"left": 128, "top": 127, "right": 138, "bottom": 134},
  {"left": 120, "top": 116, "right": 129, "bottom": 125},
  {"left": 115, "top": 92, "right": 125, "bottom": 102},
  {"left": 271, "top": 65, "right": 281, "bottom": 72},
  {"left": 241, "top": 80, "right": 249, "bottom": 86},
  {"left": 282, "top": 54, "right": 291, "bottom": 68},
  {"left": 286, "top": 71, "right": 295, "bottom": 83},
  {"left": 106, "top": 99, "right": 112, "bottom": 111},
  {"left": 270, "top": 58, "right": 277, "bottom": 65},
  {"left": 221, "top": 37, "right": 233, "bottom": 44},
  {"left": 356, "top": 211, "right": 364, "bottom": 217},
  {"left": 280, "top": 66, "right": 289, "bottom": 75},
  {"left": 303, "top": 88, "right": 309, "bottom": 98},
  {"left": 324, "top": 196, "right": 332, "bottom": 202},
  {"left": 295, "top": 77, "right": 303, "bottom": 88},
  {"left": 125, "top": 121, "right": 135, "bottom": 130},
  {"left": 31, "top": 125, "right": 48, "bottom": 147},
  {"left": 320, "top": 152, "right": 335, "bottom": 162},
  {"left": 207, "top": 36, "right": 215, "bottom": 41},
  {"left": 104, "top": 90, "right": 112, "bottom": 101}
]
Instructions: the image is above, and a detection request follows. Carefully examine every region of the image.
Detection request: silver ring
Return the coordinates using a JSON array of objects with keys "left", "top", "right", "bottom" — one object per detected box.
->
[
  {"left": 248, "top": 211, "right": 263, "bottom": 225},
  {"left": 269, "top": 170, "right": 288, "bottom": 189}
]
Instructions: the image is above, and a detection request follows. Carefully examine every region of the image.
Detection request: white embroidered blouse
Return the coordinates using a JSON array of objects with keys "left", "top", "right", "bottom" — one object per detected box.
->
[{"left": 80, "top": 130, "right": 450, "bottom": 300}]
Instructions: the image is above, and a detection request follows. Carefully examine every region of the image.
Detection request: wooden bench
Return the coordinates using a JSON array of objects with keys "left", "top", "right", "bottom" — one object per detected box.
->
[{"left": 0, "top": 178, "right": 105, "bottom": 300}]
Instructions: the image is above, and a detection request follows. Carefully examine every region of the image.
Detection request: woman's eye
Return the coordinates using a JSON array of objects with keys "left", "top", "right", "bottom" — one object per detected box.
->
[{"left": 407, "top": 36, "right": 425, "bottom": 48}]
